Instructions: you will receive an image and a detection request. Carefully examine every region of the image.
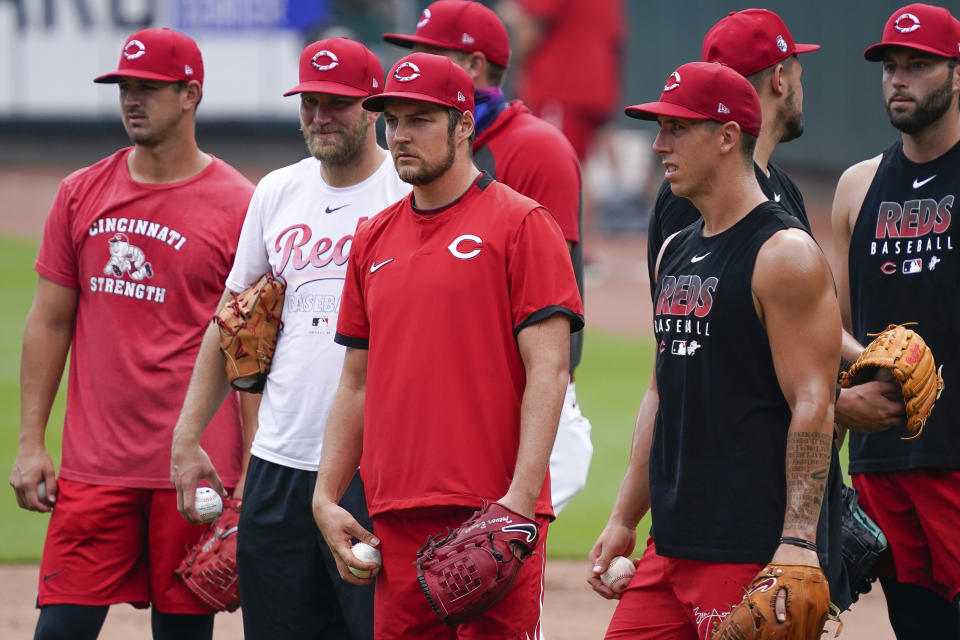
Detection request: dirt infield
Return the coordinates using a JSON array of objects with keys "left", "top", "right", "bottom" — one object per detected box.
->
[
  {"left": 0, "top": 165, "right": 894, "bottom": 638},
  {"left": 0, "top": 561, "right": 890, "bottom": 639}
]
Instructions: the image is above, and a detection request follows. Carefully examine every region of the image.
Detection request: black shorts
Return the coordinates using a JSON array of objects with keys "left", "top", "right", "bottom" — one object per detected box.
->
[{"left": 237, "top": 456, "right": 373, "bottom": 640}]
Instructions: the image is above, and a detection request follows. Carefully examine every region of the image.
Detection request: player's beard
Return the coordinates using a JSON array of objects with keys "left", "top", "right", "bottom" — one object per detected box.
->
[
  {"left": 394, "top": 133, "right": 457, "bottom": 186},
  {"left": 778, "top": 84, "right": 804, "bottom": 143},
  {"left": 302, "top": 112, "right": 369, "bottom": 165},
  {"left": 886, "top": 72, "right": 955, "bottom": 134}
]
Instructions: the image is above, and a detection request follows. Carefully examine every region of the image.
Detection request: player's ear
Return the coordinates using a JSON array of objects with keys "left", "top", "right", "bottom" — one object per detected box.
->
[
  {"left": 181, "top": 79, "right": 202, "bottom": 112},
  {"left": 770, "top": 63, "right": 787, "bottom": 98},
  {"left": 718, "top": 121, "right": 741, "bottom": 155}
]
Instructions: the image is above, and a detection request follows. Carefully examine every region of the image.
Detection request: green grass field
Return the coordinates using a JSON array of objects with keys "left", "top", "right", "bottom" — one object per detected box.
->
[{"left": 0, "top": 235, "right": 653, "bottom": 562}]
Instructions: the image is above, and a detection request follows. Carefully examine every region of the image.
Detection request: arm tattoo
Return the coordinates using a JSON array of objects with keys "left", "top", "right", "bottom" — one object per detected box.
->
[{"left": 784, "top": 431, "right": 833, "bottom": 539}]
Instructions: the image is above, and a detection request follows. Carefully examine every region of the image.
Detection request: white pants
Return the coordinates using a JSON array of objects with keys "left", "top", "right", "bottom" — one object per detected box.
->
[{"left": 549, "top": 380, "right": 593, "bottom": 514}]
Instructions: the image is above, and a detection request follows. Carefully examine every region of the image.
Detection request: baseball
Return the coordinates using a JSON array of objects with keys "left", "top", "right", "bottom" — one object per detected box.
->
[
  {"left": 194, "top": 487, "right": 223, "bottom": 523},
  {"left": 600, "top": 556, "right": 635, "bottom": 594},
  {"left": 37, "top": 481, "right": 47, "bottom": 501},
  {"left": 349, "top": 541, "right": 381, "bottom": 579}
]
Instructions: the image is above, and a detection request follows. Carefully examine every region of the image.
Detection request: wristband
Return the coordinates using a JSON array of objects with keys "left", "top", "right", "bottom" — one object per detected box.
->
[{"left": 779, "top": 536, "right": 818, "bottom": 552}]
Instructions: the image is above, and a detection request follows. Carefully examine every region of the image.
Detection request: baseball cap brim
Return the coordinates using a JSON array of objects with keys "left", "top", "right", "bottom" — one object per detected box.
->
[
  {"left": 794, "top": 43, "right": 821, "bottom": 54},
  {"left": 624, "top": 102, "right": 711, "bottom": 122},
  {"left": 863, "top": 40, "right": 950, "bottom": 61},
  {"left": 383, "top": 33, "right": 457, "bottom": 52},
  {"left": 363, "top": 90, "right": 463, "bottom": 112},
  {"left": 94, "top": 69, "right": 186, "bottom": 84},
  {"left": 283, "top": 81, "right": 372, "bottom": 97}
]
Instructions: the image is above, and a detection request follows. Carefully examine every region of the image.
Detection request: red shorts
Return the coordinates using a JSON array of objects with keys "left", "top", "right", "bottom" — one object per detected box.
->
[
  {"left": 853, "top": 469, "right": 960, "bottom": 600},
  {"left": 605, "top": 538, "right": 764, "bottom": 640},
  {"left": 527, "top": 99, "right": 608, "bottom": 161},
  {"left": 39, "top": 478, "right": 221, "bottom": 613},
  {"left": 372, "top": 507, "right": 549, "bottom": 640}
]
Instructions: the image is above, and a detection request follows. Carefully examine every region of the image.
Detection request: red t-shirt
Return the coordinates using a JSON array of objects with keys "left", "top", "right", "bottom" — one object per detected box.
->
[
  {"left": 474, "top": 101, "right": 581, "bottom": 245},
  {"left": 516, "top": 0, "right": 624, "bottom": 115},
  {"left": 35, "top": 149, "right": 254, "bottom": 488},
  {"left": 336, "top": 176, "right": 584, "bottom": 518}
]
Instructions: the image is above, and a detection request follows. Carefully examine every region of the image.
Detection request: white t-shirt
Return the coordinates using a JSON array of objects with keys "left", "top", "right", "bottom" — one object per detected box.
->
[{"left": 227, "top": 152, "right": 410, "bottom": 470}]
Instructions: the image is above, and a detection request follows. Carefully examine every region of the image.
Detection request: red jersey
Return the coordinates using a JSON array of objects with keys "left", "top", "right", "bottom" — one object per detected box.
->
[
  {"left": 336, "top": 175, "right": 583, "bottom": 518},
  {"left": 516, "top": 0, "right": 624, "bottom": 115},
  {"left": 474, "top": 100, "right": 580, "bottom": 244},
  {"left": 35, "top": 149, "right": 254, "bottom": 488}
]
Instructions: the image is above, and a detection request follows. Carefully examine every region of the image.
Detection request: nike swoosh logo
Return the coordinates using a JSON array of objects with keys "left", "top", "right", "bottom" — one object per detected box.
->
[
  {"left": 912, "top": 175, "right": 936, "bottom": 189},
  {"left": 773, "top": 193, "right": 782, "bottom": 202},
  {"left": 370, "top": 259, "right": 394, "bottom": 273},
  {"left": 43, "top": 571, "right": 63, "bottom": 581},
  {"left": 325, "top": 204, "right": 350, "bottom": 214},
  {"left": 690, "top": 253, "right": 711, "bottom": 263}
]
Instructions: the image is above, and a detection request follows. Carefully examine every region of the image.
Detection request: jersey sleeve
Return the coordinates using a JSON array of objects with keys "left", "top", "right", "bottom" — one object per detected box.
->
[
  {"left": 35, "top": 180, "right": 80, "bottom": 288},
  {"left": 334, "top": 225, "right": 370, "bottom": 349},
  {"left": 510, "top": 207, "right": 584, "bottom": 334},
  {"left": 225, "top": 185, "right": 270, "bottom": 293},
  {"left": 501, "top": 127, "right": 582, "bottom": 245}
]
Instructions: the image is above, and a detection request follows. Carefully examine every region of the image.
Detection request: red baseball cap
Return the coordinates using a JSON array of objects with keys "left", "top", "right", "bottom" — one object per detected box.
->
[
  {"left": 625, "top": 62, "right": 762, "bottom": 137},
  {"left": 284, "top": 38, "right": 384, "bottom": 97},
  {"left": 95, "top": 28, "right": 203, "bottom": 85},
  {"left": 363, "top": 53, "right": 475, "bottom": 113},
  {"left": 382, "top": 0, "right": 511, "bottom": 68},
  {"left": 702, "top": 9, "right": 820, "bottom": 77},
  {"left": 864, "top": 3, "right": 960, "bottom": 61}
]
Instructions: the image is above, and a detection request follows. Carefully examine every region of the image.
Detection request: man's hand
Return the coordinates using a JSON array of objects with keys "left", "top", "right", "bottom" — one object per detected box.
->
[
  {"left": 587, "top": 522, "right": 638, "bottom": 599},
  {"left": 312, "top": 496, "right": 380, "bottom": 585},
  {"left": 836, "top": 380, "right": 906, "bottom": 435},
  {"left": 10, "top": 442, "right": 57, "bottom": 512},
  {"left": 171, "top": 435, "right": 225, "bottom": 524},
  {"left": 769, "top": 543, "right": 820, "bottom": 623}
]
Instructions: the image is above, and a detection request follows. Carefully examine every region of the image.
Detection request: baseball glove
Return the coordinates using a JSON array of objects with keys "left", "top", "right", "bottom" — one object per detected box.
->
[
  {"left": 840, "top": 484, "right": 887, "bottom": 605},
  {"left": 840, "top": 323, "right": 944, "bottom": 439},
  {"left": 711, "top": 563, "right": 836, "bottom": 640},
  {"left": 215, "top": 273, "right": 285, "bottom": 393},
  {"left": 416, "top": 502, "right": 539, "bottom": 627},
  {"left": 175, "top": 497, "right": 242, "bottom": 612}
]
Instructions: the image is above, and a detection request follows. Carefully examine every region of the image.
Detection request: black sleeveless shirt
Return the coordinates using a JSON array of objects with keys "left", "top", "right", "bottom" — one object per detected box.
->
[
  {"left": 848, "top": 139, "right": 960, "bottom": 473},
  {"left": 651, "top": 202, "right": 806, "bottom": 562},
  {"left": 647, "top": 162, "right": 810, "bottom": 288}
]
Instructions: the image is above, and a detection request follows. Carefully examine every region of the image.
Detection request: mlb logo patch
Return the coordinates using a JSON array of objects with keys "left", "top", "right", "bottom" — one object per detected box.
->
[{"left": 902, "top": 259, "right": 922, "bottom": 275}]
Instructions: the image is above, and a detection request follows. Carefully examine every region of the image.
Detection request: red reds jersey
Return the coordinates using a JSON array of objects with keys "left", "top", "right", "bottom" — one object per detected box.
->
[
  {"left": 36, "top": 149, "right": 254, "bottom": 488},
  {"left": 474, "top": 100, "right": 580, "bottom": 245},
  {"left": 336, "top": 175, "right": 583, "bottom": 518}
]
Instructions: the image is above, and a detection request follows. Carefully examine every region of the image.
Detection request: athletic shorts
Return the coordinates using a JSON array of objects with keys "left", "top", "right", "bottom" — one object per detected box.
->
[
  {"left": 372, "top": 506, "right": 550, "bottom": 640},
  {"left": 236, "top": 456, "right": 373, "bottom": 640},
  {"left": 605, "top": 538, "right": 763, "bottom": 640},
  {"left": 38, "top": 478, "right": 220, "bottom": 614},
  {"left": 549, "top": 380, "right": 593, "bottom": 514},
  {"left": 528, "top": 100, "right": 608, "bottom": 161},
  {"left": 853, "top": 469, "right": 960, "bottom": 600}
]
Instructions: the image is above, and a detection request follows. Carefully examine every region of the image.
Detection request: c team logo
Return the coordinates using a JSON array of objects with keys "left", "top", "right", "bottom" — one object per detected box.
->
[
  {"left": 417, "top": 8, "right": 431, "bottom": 28},
  {"left": 881, "top": 261, "right": 897, "bottom": 274},
  {"left": 312, "top": 50, "right": 339, "bottom": 71},
  {"left": 894, "top": 12, "right": 921, "bottom": 33},
  {"left": 394, "top": 61, "right": 421, "bottom": 82},
  {"left": 447, "top": 234, "right": 482, "bottom": 260},
  {"left": 664, "top": 71, "right": 681, "bottom": 92},
  {"left": 123, "top": 39, "right": 146, "bottom": 60}
]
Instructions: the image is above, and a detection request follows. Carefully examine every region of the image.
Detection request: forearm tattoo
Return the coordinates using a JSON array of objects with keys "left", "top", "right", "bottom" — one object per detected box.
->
[{"left": 784, "top": 431, "right": 832, "bottom": 538}]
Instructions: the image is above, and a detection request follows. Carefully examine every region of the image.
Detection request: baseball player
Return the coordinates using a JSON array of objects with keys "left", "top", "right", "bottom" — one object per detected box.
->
[
  {"left": 312, "top": 52, "right": 583, "bottom": 639},
  {"left": 170, "top": 38, "right": 410, "bottom": 639},
  {"left": 382, "top": 0, "right": 591, "bottom": 514},
  {"left": 498, "top": 0, "right": 625, "bottom": 162},
  {"left": 831, "top": 4, "right": 960, "bottom": 636},
  {"left": 8, "top": 28, "right": 255, "bottom": 640},
  {"left": 588, "top": 61, "right": 841, "bottom": 639}
]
